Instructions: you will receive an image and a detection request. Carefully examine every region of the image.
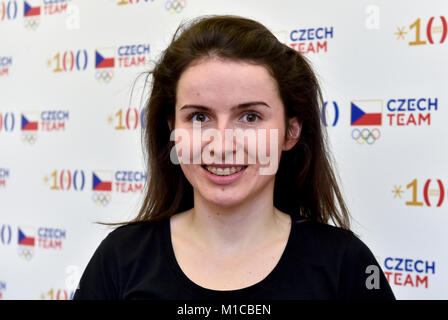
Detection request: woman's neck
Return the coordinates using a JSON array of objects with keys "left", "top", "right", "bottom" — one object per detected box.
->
[{"left": 183, "top": 181, "right": 290, "bottom": 255}]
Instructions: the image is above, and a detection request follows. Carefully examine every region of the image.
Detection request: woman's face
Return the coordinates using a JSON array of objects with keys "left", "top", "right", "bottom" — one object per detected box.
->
[{"left": 172, "top": 57, "right": 300, "bottom": 207}]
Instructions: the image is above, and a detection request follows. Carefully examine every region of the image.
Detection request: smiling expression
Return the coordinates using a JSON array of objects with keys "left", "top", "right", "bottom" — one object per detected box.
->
[{"left": 172, "top": 56, "right": 299, "bottom": 207}]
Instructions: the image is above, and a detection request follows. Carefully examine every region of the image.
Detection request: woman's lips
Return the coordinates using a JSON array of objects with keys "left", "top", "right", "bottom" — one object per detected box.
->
[
  {"left": 201, "top": 165, "right": 248, "bottom": 185},
  {"left": 201, "top": 163, "right": 246, "bottom": 168}
]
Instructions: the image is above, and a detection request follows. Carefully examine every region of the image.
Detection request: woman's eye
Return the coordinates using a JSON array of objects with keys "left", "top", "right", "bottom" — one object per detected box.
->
[
  {"left": 191, "top": 113, "right": 210, "bottom": 123},
  {"left": 189, "top": 112, "right": 259, "bottom": 123},
  {"left": 241, "top": 113, "right": 260, "bottom": 123}
]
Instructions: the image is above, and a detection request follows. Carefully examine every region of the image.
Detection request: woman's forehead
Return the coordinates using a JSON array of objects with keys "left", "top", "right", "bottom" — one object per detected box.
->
[{"left": 176, "top": 57, "right": 280, "bottom": 108}]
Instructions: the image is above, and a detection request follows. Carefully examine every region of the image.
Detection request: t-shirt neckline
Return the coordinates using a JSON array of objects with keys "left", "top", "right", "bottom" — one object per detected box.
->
[{"left": 163, "top": 214, "right": 295, "bottom": 298}]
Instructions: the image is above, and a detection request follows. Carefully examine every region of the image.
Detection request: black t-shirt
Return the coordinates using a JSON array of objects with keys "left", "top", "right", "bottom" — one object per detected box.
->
[{"left": 73, "top": 217, "right": 395, "bottom": 300}]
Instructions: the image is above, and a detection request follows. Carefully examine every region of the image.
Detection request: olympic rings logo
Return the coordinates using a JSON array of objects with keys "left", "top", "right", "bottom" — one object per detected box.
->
[
  {"left": 95, "top": 69, "right": 114, "bottom": 84},
  {"left": 351, "top": 128, "right": 381, "bottom": 145},
  {"left": 18, "top": 247, "right": 33, "bottom": 261},
  {"left": 92, "top": 192, "right": 112, "bottom": 207},
  {"left": 23, "top": 17, "right": 39, "bottom": 31},
  {"left": 165, "top": 0, "right": 186, "bottom": 13},
  {"left": 21, "top": 132, "right": 37, "bottom": 145}
]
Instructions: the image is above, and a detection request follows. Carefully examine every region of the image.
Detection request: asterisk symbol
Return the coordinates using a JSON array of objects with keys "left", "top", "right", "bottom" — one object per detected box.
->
[
  {"left": 392, "top": 185, "right": 404, "bottom": 199},
  {"left": 395, "top": 26, "right": 407, "bottom": 40}
]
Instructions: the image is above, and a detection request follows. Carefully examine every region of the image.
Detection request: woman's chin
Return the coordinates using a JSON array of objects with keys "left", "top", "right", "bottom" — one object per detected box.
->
[{"left": 199, "top": 189, "right": 247, "bottom": 208}]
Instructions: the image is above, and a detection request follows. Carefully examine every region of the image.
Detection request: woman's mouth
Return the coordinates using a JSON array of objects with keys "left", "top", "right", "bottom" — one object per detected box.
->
[
  {"left": 202, "top": 165, "right": 246, "bottom": 176},
  {"left": 201, "top": 164, "right": 248, "bottom": 184}
]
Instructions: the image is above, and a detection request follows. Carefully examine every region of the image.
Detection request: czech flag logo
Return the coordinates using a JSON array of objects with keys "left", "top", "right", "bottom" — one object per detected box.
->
[
  {"left": 351, "top": 100, "right": 382, "bottom": 126},
  {"left": 92, "top": 171, "right": 113, "bottom": 191},
  {"left": 24, "top": 1, "right": 40, "bottom": 17},
  {"left": 21, "top": 113, "right": 38, "bottom": 131},
  {"left": 18, "top": 227, "right": 35, "bottom": 247},
  {"left": 95, "top": 48, "right": 115, "bottom": 69}
]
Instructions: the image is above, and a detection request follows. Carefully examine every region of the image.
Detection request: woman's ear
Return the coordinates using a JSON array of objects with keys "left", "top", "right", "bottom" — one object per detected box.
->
[{"left": 283, "top": 117, "right": 301, "bottom": 151}]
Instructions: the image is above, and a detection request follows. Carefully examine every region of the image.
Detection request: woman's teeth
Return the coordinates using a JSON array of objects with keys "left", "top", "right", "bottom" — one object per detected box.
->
[{"left": 204, "top": 166, "right": 245, "bottom": 176}]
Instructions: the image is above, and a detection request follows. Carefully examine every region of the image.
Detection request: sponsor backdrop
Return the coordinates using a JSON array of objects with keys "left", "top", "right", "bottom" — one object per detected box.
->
[{"left": 0, "top": 0, "right": 447, "bottom": 299}]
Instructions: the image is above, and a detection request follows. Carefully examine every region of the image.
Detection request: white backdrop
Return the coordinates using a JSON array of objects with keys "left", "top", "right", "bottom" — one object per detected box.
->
[{"left": 0, "top": 0, "right": 447, "bottom": 300}]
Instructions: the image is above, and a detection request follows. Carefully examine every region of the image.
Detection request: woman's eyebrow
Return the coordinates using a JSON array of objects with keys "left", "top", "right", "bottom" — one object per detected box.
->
[{"left": 179, "top": 101, "right": 270, "bottom": 111}]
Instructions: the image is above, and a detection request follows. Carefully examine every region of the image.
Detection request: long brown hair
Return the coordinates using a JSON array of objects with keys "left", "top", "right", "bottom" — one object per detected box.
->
[{"left": 120, "top": 15, "right": 350, "bottom": 229}]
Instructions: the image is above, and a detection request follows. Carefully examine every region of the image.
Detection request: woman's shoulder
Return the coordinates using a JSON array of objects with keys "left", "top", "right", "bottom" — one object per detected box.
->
[
  {"left": 292, "top": 218, "right": 354, "bottom": 243},
  {"left": 111, "top": 218, "right": 165, "bottom": 234},
  {"left": 100, "top": 218, "right": 168, "bottom": 252},
  {"left": 74, "top": 218, "right": 169, "bottom": 300},
  {"left": 291, "top": 219, "right": 395, "bottom": 300},
  {"left": 290, "top": 218, "right": 367, "bottom": 260}
]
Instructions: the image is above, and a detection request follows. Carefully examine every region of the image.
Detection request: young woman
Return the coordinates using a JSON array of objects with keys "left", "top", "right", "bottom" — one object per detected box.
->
[{"left": 73, "top": 15, "right": 395, "bottom": 300}]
